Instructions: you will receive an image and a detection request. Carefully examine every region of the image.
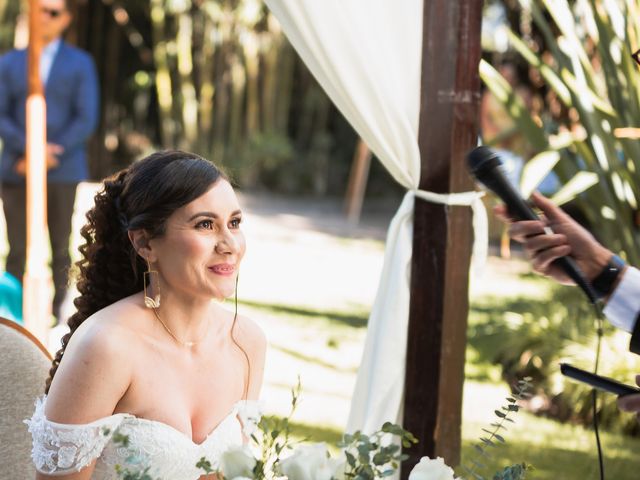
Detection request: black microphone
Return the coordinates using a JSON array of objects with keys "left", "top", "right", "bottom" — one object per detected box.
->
[{"left": 467, "top": 146, "right": 599, "bottom": 304}]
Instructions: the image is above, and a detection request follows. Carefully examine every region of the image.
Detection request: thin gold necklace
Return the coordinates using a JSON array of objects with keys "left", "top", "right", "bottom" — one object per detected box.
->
[{"left": 152, "top": 307, "right": 209, "bottom": 348}]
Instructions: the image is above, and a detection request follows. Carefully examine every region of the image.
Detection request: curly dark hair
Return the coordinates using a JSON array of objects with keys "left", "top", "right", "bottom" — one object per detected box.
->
[{"left": 45, "top": 150, "right": 227, "bottom": 393}]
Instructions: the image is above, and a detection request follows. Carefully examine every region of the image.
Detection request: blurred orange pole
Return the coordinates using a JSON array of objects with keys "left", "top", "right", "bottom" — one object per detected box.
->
[
  {"left": 343, "top": 139, "right": 371, "bottom": 225},
  {"left": 614, "top": 127, "right": 640, "bottom": 139},
  {"left": 24, "top": 0, "right": 50, "bottom": 343}
]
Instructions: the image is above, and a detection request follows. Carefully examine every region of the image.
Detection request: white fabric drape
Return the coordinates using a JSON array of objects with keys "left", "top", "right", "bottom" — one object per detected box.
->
[{"left": 265, "top": 0, "right": 485, "bottom": 435}]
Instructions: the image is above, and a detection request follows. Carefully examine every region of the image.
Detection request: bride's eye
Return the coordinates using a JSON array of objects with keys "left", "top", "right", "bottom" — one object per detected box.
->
[
  {"left": 196, "top": 219, "right": 214, "bottom": 230},
  {"left": 229, "top": 217, "right": 242, "bottom": 229}
]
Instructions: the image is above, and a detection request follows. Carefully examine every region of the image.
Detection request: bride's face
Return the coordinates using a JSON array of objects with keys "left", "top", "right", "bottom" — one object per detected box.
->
[{"left": 149, "top": 179, "right": 246, "bottom": 301}]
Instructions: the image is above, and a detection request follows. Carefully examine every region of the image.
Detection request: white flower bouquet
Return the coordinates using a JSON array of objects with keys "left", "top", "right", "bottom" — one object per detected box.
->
[{"left": 114, "top": 379, "right": 532, "bottom": 480}]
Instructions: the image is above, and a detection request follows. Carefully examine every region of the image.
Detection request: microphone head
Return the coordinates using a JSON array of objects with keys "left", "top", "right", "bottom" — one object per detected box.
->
[{"left": 466, "top": 146, "right": 502, "bottom": 179}]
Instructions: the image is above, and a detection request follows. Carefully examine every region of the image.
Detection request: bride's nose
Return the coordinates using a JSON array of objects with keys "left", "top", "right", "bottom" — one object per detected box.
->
[{"left": 215, "top": 232, "right": 239, "bottom": 255}]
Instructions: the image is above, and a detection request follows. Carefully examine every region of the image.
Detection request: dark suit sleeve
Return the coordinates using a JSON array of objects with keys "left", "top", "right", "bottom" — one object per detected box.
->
[
  {"left": 0, "top": 54, "right": 26, "bottom": 153},
  {"left": 630, "top": 315, "right": 640, "bottom": 355},
  {"left": 56, "top": 53, "right": 99, "bottom": 152}
]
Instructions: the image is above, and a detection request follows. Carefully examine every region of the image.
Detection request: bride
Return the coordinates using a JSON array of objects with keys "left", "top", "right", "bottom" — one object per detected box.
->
[{"left": 26, "top": 150, "right": 266, "bottom": 479}]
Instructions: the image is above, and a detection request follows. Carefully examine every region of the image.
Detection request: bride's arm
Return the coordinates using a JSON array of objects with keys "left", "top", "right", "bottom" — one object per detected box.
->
[
  {"left": 34, "top": 318, "right": 134, "bottom": 479},
  {"left": 234, "top": 315, "right": 267, "bottom": 401}
]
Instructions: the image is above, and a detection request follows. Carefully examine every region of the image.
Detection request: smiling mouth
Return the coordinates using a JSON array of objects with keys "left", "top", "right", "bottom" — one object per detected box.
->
[{"left": 209, "top": 264, "right": 235, "bottom": 275}]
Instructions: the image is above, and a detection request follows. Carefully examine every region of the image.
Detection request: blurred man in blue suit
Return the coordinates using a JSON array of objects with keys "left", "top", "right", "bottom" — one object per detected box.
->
[{"left": 0, "top": 0, "right": 99, "bottom": 324}]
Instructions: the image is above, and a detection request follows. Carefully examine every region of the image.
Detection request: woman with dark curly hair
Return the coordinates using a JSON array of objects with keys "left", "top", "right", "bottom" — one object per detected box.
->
[{"left": 25, "top": 150, "right": 266, "bottom": 479}]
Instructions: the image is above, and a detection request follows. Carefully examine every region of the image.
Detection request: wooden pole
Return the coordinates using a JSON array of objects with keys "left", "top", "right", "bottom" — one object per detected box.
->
[
  {"left": 344, "top": 138, "right": 372, "bottom": 224},
  {"left": 24, "top": 0, "right": 50, "bottom": 344},
  {"left": 402, "top": 0, "right": 483, "bottom": 475}
]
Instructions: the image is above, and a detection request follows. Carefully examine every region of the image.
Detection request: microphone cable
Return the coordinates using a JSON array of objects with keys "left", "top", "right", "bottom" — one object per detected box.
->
[{"left": 591, "top": 303, "right": 606, "bottom": 480}]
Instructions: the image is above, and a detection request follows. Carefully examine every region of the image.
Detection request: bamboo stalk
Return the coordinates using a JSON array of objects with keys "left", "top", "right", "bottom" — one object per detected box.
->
[
  {"left": 261, "top": 14, "right": 281, "bottom": 133},
  {"left": 229, "top": 53, "right": 246, "bottom": 157},
  {"left": 177, "top": 11, "right": 198, "bottom": 149},
  {"left": 243, "top": 30, "right": 260, "bottom": 136},
  {"left": 150, "top": 0, "right": 174, "bottom": 147},
  {"left": 195, "top": 10, "right": 215, "bottom": 154},
  {"left": 274, "top": 42, "right": 294, "bottom": 133}
]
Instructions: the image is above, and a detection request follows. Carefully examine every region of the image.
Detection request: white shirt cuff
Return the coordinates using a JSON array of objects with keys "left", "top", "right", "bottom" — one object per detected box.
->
[{"left": 603, "top": 266, "right": 640, "bottom": 333}]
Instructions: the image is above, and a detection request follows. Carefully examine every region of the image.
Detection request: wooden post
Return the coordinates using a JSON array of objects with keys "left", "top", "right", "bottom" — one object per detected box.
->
[
  {"left": 402, "top": 0, "right": 483, "bottom": 474},
  {"left": 24, "top": 0, "right": 50, "bottom": 343},
  {"left": 344, "top": 138, "right": 372, "bottom": 224}
]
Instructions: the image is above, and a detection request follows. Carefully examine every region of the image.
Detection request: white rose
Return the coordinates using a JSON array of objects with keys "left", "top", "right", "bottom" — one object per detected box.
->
[
  {"left": 408, "top": 457, "right": 458, "bottom": 480},
  {"left": 220, "top": 445, "right": 257, "bottom": 479},
  {"left": 236, "top": 400, "right": 263, "bottom": 437},
  {"left": 280, "top": 443, "right": 344, "bottom": 480}
]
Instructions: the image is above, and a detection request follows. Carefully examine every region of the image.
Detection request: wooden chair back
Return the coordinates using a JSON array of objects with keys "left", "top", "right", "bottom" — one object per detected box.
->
[{"left": 0, "top": 318, "right": 52, "bottom": 480}]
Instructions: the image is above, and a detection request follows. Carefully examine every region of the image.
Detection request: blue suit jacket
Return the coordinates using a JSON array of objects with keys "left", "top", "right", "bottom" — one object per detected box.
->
[{"left": 0, "top": 41, "right": 99, "bottom": 184}]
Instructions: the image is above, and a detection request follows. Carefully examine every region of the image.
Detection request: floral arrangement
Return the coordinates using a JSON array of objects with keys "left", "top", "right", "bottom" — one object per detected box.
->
[{"left": 113, "top": 379, "right": 532, "bottom": 480}]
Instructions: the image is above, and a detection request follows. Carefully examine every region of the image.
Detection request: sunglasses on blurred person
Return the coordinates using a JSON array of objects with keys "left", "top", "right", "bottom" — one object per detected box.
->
[{"left": 41, "top": 7, "right": 65, "bottom": 18}]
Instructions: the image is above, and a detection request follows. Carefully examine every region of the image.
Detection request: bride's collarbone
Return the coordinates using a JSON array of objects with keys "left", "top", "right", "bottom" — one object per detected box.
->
[
  {"left": 134, "top": 338, "right": 244, "bottom": 378},
  {"left": 125, "top": 354, "right": 244, "bottom": 402}
]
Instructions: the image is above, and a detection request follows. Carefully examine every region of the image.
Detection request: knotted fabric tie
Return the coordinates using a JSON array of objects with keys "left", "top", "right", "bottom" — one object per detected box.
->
[{"left": 407, "top": 188, "right": 487, "bottom": 275}]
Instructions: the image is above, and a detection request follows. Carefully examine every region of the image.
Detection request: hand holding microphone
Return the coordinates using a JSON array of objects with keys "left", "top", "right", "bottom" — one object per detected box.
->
[
  {"left": 467, "top": 146, "right": 612, "bottom": 304},
  {"left": 498, "top": 192, "right": 613, "bottom": 286}
]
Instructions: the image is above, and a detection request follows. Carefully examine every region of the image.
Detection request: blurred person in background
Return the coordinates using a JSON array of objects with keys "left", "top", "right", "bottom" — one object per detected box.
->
[
  {"left": 0, "top": 0, "right": 99, "bottom": 325},
  {"left": 0, "top": 270, "right": 23, "bottom": 323}
]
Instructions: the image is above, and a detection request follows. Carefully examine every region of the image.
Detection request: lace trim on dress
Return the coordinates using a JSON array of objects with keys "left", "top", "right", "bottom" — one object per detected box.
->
[
  {"left": 24, "top": 396, "right": 263, "bottom": 478},
  {"left": 24, "top": 396, "right": 132, "bottom": 476}
]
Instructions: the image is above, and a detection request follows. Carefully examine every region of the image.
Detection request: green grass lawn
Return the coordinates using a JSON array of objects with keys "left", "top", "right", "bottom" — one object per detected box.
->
[
  {"left": 280, "top": 404, "right": 640, "bottom": 479},
  {"left": 242, "top": 294, "right": 640, "bottom": 479},
  {"left": 460, "top": 407, "right": 640, "bottom": 479},
  {"left": 241, "top": 261, "right": 640, "bottom": 479}
]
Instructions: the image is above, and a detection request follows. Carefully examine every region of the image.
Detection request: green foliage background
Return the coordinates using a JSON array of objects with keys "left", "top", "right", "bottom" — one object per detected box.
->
[
  {"left": 0, "top": 0, "right": 402, "bottom": 198},
  {"left": 480, "top": 0, "right": 640, "bottom": 434},
  {"left": 481, "top": 0, "right": 640, "bottom": 264}
]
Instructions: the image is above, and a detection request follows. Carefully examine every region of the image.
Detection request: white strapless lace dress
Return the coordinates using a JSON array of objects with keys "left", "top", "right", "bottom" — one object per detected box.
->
[{"left": 25, "top": 396, "right": 261, "bottom": 479}]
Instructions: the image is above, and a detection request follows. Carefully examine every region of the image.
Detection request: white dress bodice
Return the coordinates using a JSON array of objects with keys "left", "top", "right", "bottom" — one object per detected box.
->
[{"left": 25, "top": 396, "right": 260, "bottom": 479}]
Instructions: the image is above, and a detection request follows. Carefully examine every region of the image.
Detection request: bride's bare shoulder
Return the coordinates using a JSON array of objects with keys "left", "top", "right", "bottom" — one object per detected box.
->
[
  {"left": 71, "top": 292, "right": 148, "bottom": 344},
  {"left": 45, "top": 294, "right": 148, "bottom": 423},
  {"left": 229, "top": 313, "right": 266, "bottom": 400},
  {"left": 232, "top": 313, "right": 266, "bottom": 354}
]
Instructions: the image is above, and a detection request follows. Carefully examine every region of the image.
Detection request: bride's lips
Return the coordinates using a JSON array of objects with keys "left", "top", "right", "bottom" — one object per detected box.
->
[{"left": 208, "top": 263, "right": 236, "bottom": 276}]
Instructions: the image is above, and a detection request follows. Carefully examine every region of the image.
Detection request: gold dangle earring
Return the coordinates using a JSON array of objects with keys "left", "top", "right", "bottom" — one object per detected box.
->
[{"left": 144, "top": 259, "right": 161, "bottom": 308}]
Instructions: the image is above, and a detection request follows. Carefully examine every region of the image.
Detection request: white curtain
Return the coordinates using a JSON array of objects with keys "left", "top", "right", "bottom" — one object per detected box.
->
[{"left": 264, "top": 0, "right": 485, "bottom": 435}]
